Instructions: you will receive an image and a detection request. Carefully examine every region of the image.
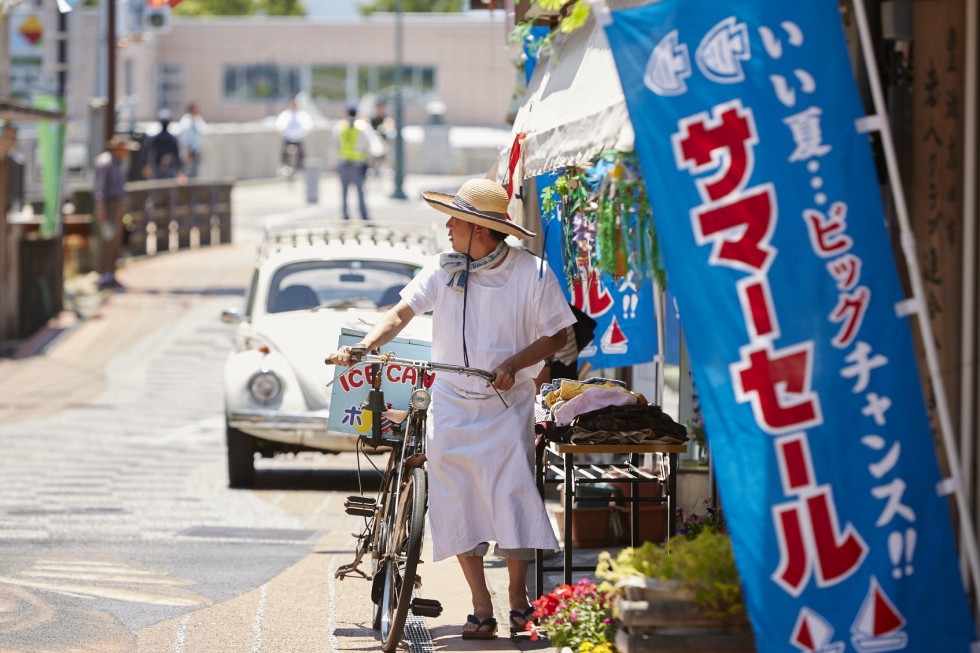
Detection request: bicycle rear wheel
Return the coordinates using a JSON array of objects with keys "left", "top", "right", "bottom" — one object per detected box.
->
[{"left": 378, "top": 466, "right": 426, "bottom": 652}]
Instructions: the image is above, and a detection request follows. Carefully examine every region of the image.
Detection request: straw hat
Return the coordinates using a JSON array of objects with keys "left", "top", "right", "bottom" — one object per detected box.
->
[
  {"left": 106, "top": 135, "right": 140, "bottom": 151},
  {"left": 422, "top": 178, "right": 534, "bottom": 239}
]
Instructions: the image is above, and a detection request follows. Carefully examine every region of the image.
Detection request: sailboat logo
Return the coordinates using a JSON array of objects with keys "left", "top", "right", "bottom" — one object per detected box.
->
[
  {"left": 599, "top": 317, "right": 628, "bottom": 354},
  {"left": 790, "top": 607, "right": 844, "bottom": 652},
  {"left": 850, "top": 576, "right": 908, "bottom": 652}
]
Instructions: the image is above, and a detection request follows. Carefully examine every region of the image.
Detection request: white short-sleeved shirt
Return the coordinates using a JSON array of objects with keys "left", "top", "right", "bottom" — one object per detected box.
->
[{"left": 400, "top": 246, "right": 575, "bottom": 560}]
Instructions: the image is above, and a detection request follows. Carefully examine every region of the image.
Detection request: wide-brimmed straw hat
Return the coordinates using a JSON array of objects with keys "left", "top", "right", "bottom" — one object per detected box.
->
[
  {"left": 106, "top": 135, "right": 140, "bottom": 151},
  {"left": 422, "top": 178, "right": 534, "bottom": 239}
]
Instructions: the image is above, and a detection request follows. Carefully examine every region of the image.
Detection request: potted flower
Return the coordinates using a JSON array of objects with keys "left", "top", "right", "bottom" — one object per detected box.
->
[{"left": 529, "top": 578, "right": 619, "bottom": 652}]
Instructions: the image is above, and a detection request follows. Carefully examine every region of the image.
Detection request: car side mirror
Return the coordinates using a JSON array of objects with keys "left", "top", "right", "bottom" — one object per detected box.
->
[{"left": 221, "top": 308, "right": 244, "bottom": 324}]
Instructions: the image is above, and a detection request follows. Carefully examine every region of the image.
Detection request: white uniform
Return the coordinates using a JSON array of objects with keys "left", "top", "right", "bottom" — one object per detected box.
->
[{"left": 402, "top": 247, "right": 575, "bottom": 561}]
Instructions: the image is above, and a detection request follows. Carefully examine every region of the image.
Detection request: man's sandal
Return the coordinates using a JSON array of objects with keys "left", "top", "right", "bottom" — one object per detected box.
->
[
  {"left": 509, "top": 606, "right": 537, "bottom": 636},
  {"left": 461, "top": 614, "right": 498, "bottom": 640}
]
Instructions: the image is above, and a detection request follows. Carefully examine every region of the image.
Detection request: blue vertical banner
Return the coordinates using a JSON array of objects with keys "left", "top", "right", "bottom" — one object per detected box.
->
[{"left": 605, "top": 2, "right": 976, "bottom": 652}]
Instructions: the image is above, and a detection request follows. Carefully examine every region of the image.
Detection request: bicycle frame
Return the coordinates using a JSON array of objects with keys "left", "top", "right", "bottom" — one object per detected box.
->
[{"left": 335, "top": 352, "right": 496, "bottom": 652}]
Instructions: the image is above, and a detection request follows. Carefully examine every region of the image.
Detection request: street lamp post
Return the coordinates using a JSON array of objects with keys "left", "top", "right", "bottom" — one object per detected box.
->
[
  {"left": 106, "top": 0, "right": 116, "bottom": 139},
  {"left": 390, "top": 0, "right": 406, "bottom": 200}
]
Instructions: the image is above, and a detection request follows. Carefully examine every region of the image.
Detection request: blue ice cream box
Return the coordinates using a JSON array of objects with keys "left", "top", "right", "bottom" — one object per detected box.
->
[{"left": 328, "top": 326, "right": 432, "bottom": 437}]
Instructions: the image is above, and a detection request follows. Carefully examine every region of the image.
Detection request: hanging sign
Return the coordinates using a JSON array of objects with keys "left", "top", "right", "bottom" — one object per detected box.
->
[
  {"left": 538, "top": 169, "right": 665, "bottom": 370},
  {"left": 17, "top": 13, "right": 42, "bottom": 45},
  {"left": 604, "top": 1, "right": 976, "bottom": 651}
]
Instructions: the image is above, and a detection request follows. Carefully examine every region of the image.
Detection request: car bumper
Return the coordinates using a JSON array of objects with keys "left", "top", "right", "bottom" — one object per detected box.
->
[{"left": 228, "top": 409, "right": 362, "bottom": 452}]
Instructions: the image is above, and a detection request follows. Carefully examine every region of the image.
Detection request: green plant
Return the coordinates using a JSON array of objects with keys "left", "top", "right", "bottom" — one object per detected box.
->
[
  {"left": 539, "top": 152, "right": 665, "bottom": 289},
  {"left": 510, "top": 1, "right": 592, "bottom": 63},
  {"left": 531, "top": 578, "right": 618, "bottom": 651},
  {"left": 596, "top": 530, "right": 745, "bottom": 622}
]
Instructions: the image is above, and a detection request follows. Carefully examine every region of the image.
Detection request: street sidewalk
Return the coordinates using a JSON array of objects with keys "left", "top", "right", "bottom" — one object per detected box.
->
[{"left": 0, "top": 171, "right": 578, "bottom": 652}]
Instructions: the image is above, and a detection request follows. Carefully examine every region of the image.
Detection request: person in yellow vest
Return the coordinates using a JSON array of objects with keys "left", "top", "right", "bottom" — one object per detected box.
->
[{"left": 332, "top": 105, "right": 375, "bottom": 221}]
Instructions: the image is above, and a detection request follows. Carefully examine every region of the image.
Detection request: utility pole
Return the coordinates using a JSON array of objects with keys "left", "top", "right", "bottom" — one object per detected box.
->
[
  {"left": 390, "top": 0, "right": 406, "bottom": 200},
  {"left": 105, "top": 0, "right": 116, "bottom": 139}
]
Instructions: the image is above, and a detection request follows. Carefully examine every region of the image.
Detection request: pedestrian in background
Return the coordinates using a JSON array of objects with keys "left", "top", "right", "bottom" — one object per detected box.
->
[
  {"left": 177, "top": 101, "right": 206, "bottom": 179},
  {"left": 332, "top": 105, "right": 375, "bottom": 221},
  {"left": 275, "top": 97, "right": 313, "bottom": 173},
  {"left": 93, "top": 135, "right": 139, "bottom": 291},
  {"left": 326, "top": 179, "right": 575, "bottom": 640},
  {"left": 142, "top": 109, "right": 184, "bottom": 181},
  {"left": 369, "top": 98, "right": 393, "bottom": 176}
]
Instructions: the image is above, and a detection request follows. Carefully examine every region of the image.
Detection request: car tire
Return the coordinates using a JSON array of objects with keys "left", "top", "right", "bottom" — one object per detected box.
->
[{"left": 226, "top": 424, "right": 256, "bottom": 488}]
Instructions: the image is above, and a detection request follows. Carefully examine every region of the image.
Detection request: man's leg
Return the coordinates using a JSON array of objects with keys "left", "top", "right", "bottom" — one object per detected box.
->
[
  {"left": 457, "top": 554, "right": 495, "bottom": 636},
  {"left": 356, "top": 164, "right": 370, "bottom": 220},
  {"left": 97, "top": 200, "right": 124, "bottom": 285},
  {"left": 506, "top": 557, "right": 534, "bottom": 618},
  {"left": 338, "top": 163, "right": 352, "bottom": 220}
]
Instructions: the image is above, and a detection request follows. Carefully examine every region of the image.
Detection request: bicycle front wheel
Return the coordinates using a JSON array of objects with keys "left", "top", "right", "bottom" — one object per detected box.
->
[{"left": 378, "top": 466, "right": 426, "bottom": 652}]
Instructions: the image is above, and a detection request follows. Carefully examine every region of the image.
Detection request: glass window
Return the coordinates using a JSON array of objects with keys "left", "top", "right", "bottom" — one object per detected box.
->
[
  {"left": 222, "top": 64, "right": 302, "bottom": 102},
  {"left": 267, "top": 260, "right": 419, "bottom": 314},
  {"left": 223, "top": 63, "right": 436, "bottom": 106},
  {"left": 311, "top": 65, "right": 348, "bottom": 102},
  {"left": 155, "top": 63, "right": 184, "bottom": 114}
]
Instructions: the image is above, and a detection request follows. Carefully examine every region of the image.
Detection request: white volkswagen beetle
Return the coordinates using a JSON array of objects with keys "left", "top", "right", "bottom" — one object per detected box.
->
[{"left": 221, "top": 221, "right": 436, "bottom": 487}]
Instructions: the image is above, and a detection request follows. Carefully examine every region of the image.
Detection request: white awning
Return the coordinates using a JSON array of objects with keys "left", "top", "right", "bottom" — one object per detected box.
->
[{"left": 502, "top": 3, "right": 640, "bottom": 181}]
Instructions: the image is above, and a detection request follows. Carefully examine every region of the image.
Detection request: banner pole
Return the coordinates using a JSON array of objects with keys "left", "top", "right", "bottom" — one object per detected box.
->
[{"left": 851, "top": 0, "right": 980, "bottom": 608}]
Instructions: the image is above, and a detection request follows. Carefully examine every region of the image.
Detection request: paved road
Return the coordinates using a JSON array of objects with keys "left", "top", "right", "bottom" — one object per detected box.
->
[{"left": 0, "top": 173, "right": 562, "bottom": 653}]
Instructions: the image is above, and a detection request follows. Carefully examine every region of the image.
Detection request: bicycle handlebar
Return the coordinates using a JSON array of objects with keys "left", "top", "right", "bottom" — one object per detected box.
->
[{"left": 349, "top": 348, "right": 496, "bottom": 385}]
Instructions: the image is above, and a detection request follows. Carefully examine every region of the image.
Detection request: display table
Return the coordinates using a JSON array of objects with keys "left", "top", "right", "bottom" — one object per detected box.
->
[{"left": 534, "top": 441, "right": 688, "bottom": 597}]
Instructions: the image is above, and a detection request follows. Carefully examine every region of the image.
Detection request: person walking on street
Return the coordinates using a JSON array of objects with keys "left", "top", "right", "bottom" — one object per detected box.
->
[
  {"left": 326, "top": 179, "right": 575, "bottom": 640},
  {"left": 177, "top": 101, "right": 206, "bottom": 178},
  {"left": 275, "top": 97, "right": 313, "bottom": 173},
  {"left": 93, "top": 135, "right": 139, "bottom": 291},
  {"left": 142, "top": 109, "right": 184, "bottom": 181},
  {"left": 332, "top": 105, "right": 374, "bottom": 221}
]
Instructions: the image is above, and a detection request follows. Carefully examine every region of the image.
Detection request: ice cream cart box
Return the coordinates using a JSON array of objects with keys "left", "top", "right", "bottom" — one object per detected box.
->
[{"left": 328, "top": 326, "right": 432, "bottom": 436}]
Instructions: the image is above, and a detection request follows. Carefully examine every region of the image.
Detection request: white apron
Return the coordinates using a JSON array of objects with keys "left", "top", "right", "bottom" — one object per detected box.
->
[
  {"left": 402, "top": 248, "right": 574, "bottom": 561},
  {"left": 427, "top": 377, "right": 556, "bottom": 561}
]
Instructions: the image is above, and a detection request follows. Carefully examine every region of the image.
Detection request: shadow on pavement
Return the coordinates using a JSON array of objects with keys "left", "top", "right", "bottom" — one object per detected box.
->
[{"left": 249, "top": 467, "right": 383, "bottom": 492}]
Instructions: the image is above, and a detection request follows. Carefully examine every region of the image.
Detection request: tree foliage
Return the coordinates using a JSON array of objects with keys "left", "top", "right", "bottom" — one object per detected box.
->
[
  {"left": 360, "top": 0, "right": 463, "bottom": 14},
  {"left": 174, "top": 0, "right": 305, "bottom": 17}
]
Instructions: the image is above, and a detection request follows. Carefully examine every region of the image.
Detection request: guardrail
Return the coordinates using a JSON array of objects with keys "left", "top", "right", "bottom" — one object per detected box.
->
[
  {"left": 120, "top": 179, "right": 234, "bottom": 255},
  {"left": 71, "top": 178, "right": 234, "bottom": 260}
]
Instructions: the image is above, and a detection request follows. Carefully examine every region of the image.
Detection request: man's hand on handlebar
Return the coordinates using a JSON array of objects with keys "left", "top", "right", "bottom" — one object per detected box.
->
[
  {"left": 490, "top": 362, "right": 516, "bottom": 392},
  {"left": 325, "top": 344, "right": 370, "bottom": 367}
]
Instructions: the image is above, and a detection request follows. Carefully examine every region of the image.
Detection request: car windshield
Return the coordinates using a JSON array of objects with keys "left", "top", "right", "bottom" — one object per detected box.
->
[{"left": 267, "top": 260, "right": 419, "bottom": 314}]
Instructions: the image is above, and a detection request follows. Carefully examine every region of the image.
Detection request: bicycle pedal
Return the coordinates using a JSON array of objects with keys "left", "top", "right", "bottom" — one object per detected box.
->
[
  {"left": 410, "top": 597, "right": 443, "bottom": 618},
  {"left": 345, "top": 495, "right": 377, "bottom": 506},
  {"left": 345, "top": 506, "right": 375, "bottom": 517}
]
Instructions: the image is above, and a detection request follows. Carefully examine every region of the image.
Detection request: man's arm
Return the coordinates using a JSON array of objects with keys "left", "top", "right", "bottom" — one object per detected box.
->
[
  {"left": 491, "top": 328, "right": 568, "bottom": 392},
  {"left": 325, "top": 300, "right": 416, "bottom": 367}
]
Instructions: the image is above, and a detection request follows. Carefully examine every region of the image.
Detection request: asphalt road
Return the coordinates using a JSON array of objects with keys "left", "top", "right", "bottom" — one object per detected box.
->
[{"left": 0, "top": 173, "right": 559, "bottom": 653}]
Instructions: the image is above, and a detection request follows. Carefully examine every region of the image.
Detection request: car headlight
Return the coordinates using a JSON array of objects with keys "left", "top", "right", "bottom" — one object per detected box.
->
[
  {"left": 248, "top": 371, "right": 283, "bottom": 404},
  {"left": 409, "top": 389, "right": 430, "bottom": 410}
]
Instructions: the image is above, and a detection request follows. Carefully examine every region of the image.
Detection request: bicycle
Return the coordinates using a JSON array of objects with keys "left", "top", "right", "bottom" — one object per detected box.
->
[
  {"left": 280, "top": 139, "right": 302, "bottom": 183},
  {"left": 334, "top": 348, "right": 499, "bottom": 652}
]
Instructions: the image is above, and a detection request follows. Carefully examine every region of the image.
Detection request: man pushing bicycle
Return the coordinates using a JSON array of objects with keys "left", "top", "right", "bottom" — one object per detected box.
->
[{"left": 327, "top": 178, "right": 575, "bottom": 640}]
